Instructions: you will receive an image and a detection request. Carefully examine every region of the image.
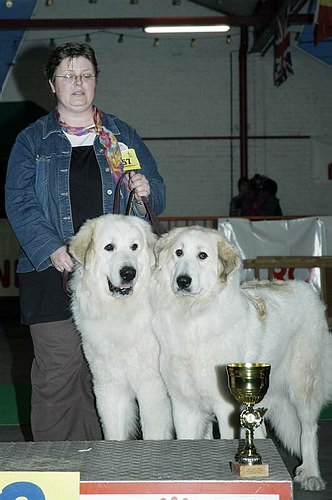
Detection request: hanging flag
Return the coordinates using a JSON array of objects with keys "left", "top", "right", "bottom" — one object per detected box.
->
[
  {"left": 274, "top": 8, "right": 294, "bottom": 86},
  {"left": 314, "top": 0, "right": 332, "bottom": 45}
]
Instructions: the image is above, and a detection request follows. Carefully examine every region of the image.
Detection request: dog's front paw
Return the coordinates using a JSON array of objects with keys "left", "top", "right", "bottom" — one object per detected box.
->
[{"left": 294, "top": 465, "right": 326, "bottom": 491}]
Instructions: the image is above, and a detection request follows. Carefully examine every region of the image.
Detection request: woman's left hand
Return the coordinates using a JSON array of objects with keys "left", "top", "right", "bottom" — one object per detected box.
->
[{"left": 128, "top": 171, "right": 150, "bottom": 202}]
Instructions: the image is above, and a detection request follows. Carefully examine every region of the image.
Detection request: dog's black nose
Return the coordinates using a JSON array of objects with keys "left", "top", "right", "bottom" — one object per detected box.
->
[
  {"left": 177, "top": 274, "right": 192, "bottom": 290},
  {"left": 120, "top": 266, "right": 136, "bottom": 283}
]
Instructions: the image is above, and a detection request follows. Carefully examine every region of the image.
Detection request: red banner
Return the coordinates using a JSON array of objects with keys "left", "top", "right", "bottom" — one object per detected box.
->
[{"left": 314, "top": 0, "right": 332, "bottom": 44}]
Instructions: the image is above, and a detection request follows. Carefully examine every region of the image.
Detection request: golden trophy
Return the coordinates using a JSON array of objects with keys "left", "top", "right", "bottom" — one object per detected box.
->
[{"left": 226, "top": 362, "right": 271, "bottom": 478}]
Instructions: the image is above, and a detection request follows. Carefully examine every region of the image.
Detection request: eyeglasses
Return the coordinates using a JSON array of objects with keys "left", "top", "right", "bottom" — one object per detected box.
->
[{"left": 54, "top": 73, "right": 96, "bottom": 83}]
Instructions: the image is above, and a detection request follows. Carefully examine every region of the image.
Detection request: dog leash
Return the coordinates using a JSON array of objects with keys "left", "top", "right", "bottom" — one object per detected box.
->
[
  {"left": 62, "top": 267, "right": 71, "bottom": 295},
  {"left": 113, "top": 171, "right": 166, "bottom": 237}
]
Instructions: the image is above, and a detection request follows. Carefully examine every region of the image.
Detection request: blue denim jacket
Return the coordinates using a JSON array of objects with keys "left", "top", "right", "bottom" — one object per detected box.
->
[{"left": 5, "top": 109, "right": 166, "bottom": 273}]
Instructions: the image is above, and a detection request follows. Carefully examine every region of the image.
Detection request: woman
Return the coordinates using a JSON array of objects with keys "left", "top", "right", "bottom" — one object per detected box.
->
[{"left": 5, "top": 42, "right": 166, "bottom": 441}]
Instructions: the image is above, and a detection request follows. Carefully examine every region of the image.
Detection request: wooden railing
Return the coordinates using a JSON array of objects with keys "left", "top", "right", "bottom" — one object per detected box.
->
[{"left": 159, "top": 216, "right": 219, "bottom": 232}]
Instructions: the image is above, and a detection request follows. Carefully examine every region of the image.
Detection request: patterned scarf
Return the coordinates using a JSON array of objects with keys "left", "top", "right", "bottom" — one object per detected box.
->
[{"left": 57, "top": 106, "right": 127, "bottom": 187}]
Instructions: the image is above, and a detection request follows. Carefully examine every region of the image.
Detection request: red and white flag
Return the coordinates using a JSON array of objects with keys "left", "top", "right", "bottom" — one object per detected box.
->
[{"left": 314, "top": 0, "right": 332, "bottom": 44}]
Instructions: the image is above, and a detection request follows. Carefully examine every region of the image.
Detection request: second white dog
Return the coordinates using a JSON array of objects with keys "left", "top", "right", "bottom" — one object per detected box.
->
[
  {"left": 70, "top": 214, "right": 173, "bottom": 441},
  {"left": 152, "top": 225, "right": 332, "bottom": 491}
]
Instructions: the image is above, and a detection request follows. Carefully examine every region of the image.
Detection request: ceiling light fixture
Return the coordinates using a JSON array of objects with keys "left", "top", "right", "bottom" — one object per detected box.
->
[
  {"left": 46, "top": 0, "right": 53, "bottom": 6},
  {"left": 144, "top": 25, "right": 230, "bottom": 34},
  {"left": 5, "top": 0, "right": 13, "bottom": 7}
]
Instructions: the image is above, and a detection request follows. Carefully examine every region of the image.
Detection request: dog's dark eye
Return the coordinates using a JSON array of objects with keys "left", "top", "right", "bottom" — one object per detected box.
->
[
  {"left": 198, "top": 252, "right": 208, "bottom": 260},
  {"left": 131, "top": 243, "right": 138, "bottom": 251},
  {"left": 104, "top": 243, "right": 114, "bottom": 251},
  {"left": 175, "top": 249, "right": 183, "bottom": 257}
]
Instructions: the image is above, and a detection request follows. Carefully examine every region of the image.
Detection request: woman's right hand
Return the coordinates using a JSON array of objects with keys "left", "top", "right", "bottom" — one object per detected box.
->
[{"left": 51, "top": 245, "right": 74, "bottom": 273}]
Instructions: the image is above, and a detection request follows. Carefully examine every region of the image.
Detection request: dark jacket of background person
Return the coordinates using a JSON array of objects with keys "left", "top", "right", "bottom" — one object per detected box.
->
[{"left": 241, "top": 174, "right": 282, "bottom": 216}]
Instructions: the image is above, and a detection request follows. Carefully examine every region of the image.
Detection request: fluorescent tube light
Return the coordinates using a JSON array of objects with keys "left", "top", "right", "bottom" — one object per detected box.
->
[{"left": 144, "top": 25, "right": 230, "bottom": 34}]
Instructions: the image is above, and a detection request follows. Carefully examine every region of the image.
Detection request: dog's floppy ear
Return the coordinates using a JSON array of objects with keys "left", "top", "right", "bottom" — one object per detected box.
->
[
  {"left": 217, "top": 236, "right": 241, "bottom": 281},
  {"left": 69, "top": 219, "right": 96, "bottom": 266},
  {"left": 154, "top": 231, "right": 173, "bottom": 270},
  {"left": 137, "top": 219, "right": 158, "bottom": 252},
  {"left": 135, "top": 219, "right": 158, "bottom": 267}
]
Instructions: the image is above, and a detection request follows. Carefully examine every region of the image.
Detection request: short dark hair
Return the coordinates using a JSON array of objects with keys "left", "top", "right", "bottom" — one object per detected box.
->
[{"left": 44, "top": 42, "right": 99, "bottom": 81}]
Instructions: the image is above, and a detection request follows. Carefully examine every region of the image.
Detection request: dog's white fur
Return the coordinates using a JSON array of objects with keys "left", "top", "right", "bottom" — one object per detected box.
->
[
  {"left": 152, "top": 225, "right": 332, "bottom": 491},
  {"left": 70, "top": 214, "right": 173, "bottom": 440}
]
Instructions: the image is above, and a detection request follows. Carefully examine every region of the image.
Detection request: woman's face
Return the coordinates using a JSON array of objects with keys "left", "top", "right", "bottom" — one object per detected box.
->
[{"left": 49, "top": 56, "right": 96, "bottom": 116}]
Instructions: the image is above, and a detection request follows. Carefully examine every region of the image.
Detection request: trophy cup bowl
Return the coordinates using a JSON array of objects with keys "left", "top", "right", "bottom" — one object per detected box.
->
[{"left": 226, "top": 363, "right": 271, "bottom": 477}]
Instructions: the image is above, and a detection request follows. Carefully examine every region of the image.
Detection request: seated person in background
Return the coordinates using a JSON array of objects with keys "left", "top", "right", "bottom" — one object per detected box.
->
[
  {"left": 241, "top": 174, "right": 283, "bottom": 216},
  {"left": 229, "top": 176, "right": 249, "bottom": 216}
]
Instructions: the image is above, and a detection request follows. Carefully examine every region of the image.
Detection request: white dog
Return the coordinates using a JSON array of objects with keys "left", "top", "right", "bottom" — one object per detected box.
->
[
  {"left": 152, "top": 225, "right": 332, "bottom": 491},
  {"left": 69, "top": 214, "right": 173, "bottom": 441}
]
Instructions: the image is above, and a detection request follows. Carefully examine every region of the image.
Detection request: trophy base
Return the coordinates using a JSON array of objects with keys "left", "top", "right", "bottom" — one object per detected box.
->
[{"left": 231, "top": 461, "right": 269, "bottom": 478}]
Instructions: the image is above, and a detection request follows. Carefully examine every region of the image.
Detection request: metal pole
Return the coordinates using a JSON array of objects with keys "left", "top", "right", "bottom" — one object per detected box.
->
[{"left": 239, "top": 26, "right": 248, "bottom": 178}]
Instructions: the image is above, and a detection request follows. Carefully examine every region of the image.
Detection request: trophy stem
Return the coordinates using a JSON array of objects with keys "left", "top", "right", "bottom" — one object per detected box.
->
[{"left": 239, "top": 428, "right": 262, "bottom": 465}]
